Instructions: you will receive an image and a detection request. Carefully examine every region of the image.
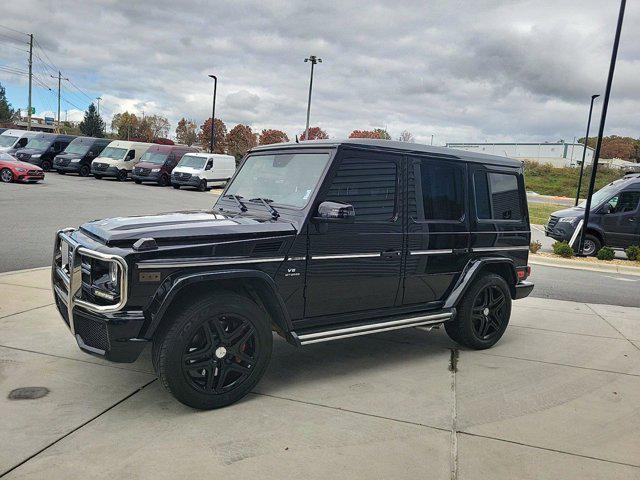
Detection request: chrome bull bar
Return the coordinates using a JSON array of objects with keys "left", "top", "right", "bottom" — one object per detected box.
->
[{"left": 51, "top": 229, "right": 129, "bottom": 335}]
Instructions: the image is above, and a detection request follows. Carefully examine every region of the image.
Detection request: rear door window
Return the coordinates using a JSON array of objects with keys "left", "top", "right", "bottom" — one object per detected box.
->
[{"left": 475, "top": 171, "right": 523, "bottom": 221}]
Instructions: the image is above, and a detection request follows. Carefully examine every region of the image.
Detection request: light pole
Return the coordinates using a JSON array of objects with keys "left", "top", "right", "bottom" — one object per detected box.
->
[
  {"left": 574, "top": 94, "right": 599, "bottom": 206},
  {"left": 578, "top": 0, "right": 626, "bottom": 256},
  {"left": 208, "top": 75, "right": 217, "bottom": 153},
  {"left": 96, "top": 97, "right": 102, "bottom": 116},
  {"left": 430, "top": 134, "right": 434, "bottom": 146},
  {"left": 304, "top": 55, "right": 321, "bottom": 141}
]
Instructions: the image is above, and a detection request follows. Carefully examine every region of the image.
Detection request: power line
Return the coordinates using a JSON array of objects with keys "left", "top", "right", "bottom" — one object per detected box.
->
[
  {"left": 65, "top": 77, "right": 93, "bottom": 102},
  {"left": 0, "top": 24, "right": 30, "bottom": 37}
]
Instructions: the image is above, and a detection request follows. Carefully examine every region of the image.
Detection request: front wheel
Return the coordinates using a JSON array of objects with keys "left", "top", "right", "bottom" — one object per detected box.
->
[
  {"left": 445, "top": 274, "right": 511, "bottom": 350},
  {"left": 0, "top": 168, "right": 13, "bottom": 183},
  {"left": 57, "top": 170, "right": 65, "bottom": 175},
  {"left": 41, "top": 160, "right": 52, "bottom": 172},
  {"left": 172, "top": 184, "right": 180, "bottom": 189},
  {"left": 198, "top": 179, "right": 207, "bottom": 192},
  {"left": 116, "top": 169, "right": 128, "bottom": 181},
  {"left": 158, "top": 174, "right": 169, "bottom": 187},
  {"left": 79, "top": 165, "right": 90, "bottom": 177},
  {"left": 94, "top": 175, "right": 102, "bottom": 180},
  {"left": 581, "top": 234, "right": 601, "bottom": 257},
  {"left": 154, "top": 292, "right": 273, "bottom": 409}
]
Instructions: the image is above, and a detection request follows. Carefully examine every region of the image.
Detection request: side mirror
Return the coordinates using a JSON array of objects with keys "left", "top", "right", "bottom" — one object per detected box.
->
[
  {"left": 313, "top": 201, "right": 355, "bottom": 223},
  {"left": 127, "top": 152, "right": 135, "bottom": 160},
  {"left": 205, "top": 162, "right": 213, "bottom": 170}
]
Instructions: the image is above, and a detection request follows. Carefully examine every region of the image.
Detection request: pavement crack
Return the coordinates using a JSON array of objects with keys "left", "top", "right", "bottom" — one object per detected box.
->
[
  {"left": 585, "top": 304, "right": 640, "bottom": 353},
  {"left": 0, "top": 303, "right": 54, "bottom": 320},
  {"left": 0, "top": 378, "right": 157, "bottom": 478},
  {"left": 449, "top": 348, "right": 459, "bottom": 480}
]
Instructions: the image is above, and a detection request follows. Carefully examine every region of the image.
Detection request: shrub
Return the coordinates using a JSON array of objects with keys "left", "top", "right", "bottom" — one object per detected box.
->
[
  {"left": 625, "top": 245, "right": 640, "bottom": 261},
  {"left": 596, "top": 247, "right": 615, "bottom": 261},
  {"left": 552, "top": 241, "right": 574, "bottom": 258},
  {"left": 529, "top": 241, "right": 542, "bottom": 254}
]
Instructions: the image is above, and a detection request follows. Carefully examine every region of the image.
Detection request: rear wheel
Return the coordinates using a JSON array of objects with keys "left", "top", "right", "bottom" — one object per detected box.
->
[
  {"left": 581, "top": 234, "right": 601, "bottom": 257},
  {"left": 0, "top": 168, "right": 13, "bottom": 183},
  {"left": 116, "top": 169, "right": 128, "bottom": 181},
  {"left": 94, "top": 175, "right": 102, "bottom": 180},
  {"left": 79, "top": 165, "right": 90, "bottom": 177},
  {"left": 134, "top": 179, "right": 142, "bottom": 184},
  {"left": 172, "top": 184, "right": 180, "bottom": 189},
  {"left": 445, "top": 274, "right": 511, "bottom": 350},
  {"left": 154, "top": 292, "right": 272, "bottom": 409},
  {"left": 198, "top": 179, "right": 207, "bottom": 192},
  {"left": 158, "top": 174, "right": 169, "bottom": 187},
  {"left": 57, "top": 170, "right": 65, "bottom": 175}
]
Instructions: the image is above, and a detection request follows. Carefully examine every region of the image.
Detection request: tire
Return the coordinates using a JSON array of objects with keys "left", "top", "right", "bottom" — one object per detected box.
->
[
  {"left": 158, "top": 174, "right": 169, "bottom": 187},
  {"left": 57, "top": 170, "right": 65, "bottom": 175},
  {"left": 445, "top": 274, "right": 511, "bottom": 350},
  {"left": 581, "top": 234, "right": 601, "bottom": 257},
  {"left": 0, "top": 168, "right": 13, "bottom": 183},
  {"left": 116, "top": 169, "right": 128, "bottom": 181},
  {"left": 153, "top": 291, "right": 273, "bottom": 409},
  {"left": 94, "top": 175, "right": 102, "bottom": 180},
  {"left": 79, "top": 165, "right": 90, "bottom": 177},
  {"left": 172, "top": 184, "right": 180, "bottom": 189},
  {"left": 41, "top": 160, "right": 52, "bottom": 172},
  {"left": 134, "top": 179, "right": 142, "bottom": 184},
  {"left": 198, "top": 179, "right": 207, "bottom": 192}
]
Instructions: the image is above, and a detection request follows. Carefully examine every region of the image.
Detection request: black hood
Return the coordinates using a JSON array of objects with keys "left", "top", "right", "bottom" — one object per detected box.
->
[
  {"left": 79, "top": 210, "right": 297, "bottom": 247},
  {"left": 550, "top": 206, "right": 585, "bottom": 219},
  {"left": 15, "top": 148, "right": 45, "bottom": 158}
]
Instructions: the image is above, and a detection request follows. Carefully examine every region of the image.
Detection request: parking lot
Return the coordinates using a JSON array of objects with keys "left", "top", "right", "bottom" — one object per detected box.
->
[
  {"left": 0, "top": 174, "right": 221, "bottom": 272},
  {"left": 1, "top": 267, "right": 639, "bottom": 479}
]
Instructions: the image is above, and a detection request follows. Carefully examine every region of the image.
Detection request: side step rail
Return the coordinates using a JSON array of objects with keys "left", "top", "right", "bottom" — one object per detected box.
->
[{"left": 293, "top": 309, "right": 455, "bottom": 345}]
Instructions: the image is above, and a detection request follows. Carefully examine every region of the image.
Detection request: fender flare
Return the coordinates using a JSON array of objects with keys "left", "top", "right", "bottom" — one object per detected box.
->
[
  {"left": 142, "top": 269, "right": 292, "bottom": 338},
  {"left": 443, "top": 257, "right": 517, "bottom": 309}
]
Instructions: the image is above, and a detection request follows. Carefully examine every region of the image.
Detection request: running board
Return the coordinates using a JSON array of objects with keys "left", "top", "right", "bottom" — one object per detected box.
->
[{"left": 292, "top": 309, "right": 455, "bottom": 345}]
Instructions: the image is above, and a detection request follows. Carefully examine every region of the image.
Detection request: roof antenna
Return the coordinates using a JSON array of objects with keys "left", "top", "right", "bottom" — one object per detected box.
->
[{"left": 295, "top": 135, "right": 299, "bottom": 144}]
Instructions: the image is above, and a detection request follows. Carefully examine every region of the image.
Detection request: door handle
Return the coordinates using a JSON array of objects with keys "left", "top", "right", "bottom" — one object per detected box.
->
[{"left": 380, "top": 250, "right": 401, "bottom": 260}]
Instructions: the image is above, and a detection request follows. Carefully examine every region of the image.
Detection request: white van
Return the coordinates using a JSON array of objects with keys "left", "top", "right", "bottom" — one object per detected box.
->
[
  {"left": 0, "top": 129, "right": 38, "bottom": 153},
  {"left": 171, "top": 153, "right": 236, "bottom": 191},
  {"left": 90, "top": 140, "right": 153, "bottom": 181}
]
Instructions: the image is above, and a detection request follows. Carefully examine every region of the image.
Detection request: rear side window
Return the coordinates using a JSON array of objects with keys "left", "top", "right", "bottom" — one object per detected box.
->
[
  {"left": 324, "top": 157, "right": 397, "bottom": 222},
  {"left": 414, "top": 160, "right": 465, "bottom": 221},
  {"left": 475, "top": 171, "right": 523, "bottom": 221}
]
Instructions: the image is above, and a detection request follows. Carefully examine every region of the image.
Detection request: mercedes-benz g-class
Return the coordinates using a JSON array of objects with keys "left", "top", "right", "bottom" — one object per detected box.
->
[{"left": 52, "top": 139, "right": 534, "bottom": 409}]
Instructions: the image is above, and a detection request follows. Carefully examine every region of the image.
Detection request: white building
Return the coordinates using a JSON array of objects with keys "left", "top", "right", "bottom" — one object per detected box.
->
[{"left": 445, "top": 142, "right": 594, "bottom": 168}]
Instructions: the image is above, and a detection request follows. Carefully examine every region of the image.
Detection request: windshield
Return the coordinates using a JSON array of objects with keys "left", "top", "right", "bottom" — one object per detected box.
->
[
  {"left": 139, "top": 151, "right": 168, "bottom": 165},
  {"left": 99, "top": 147, "right": 127, "bottom": 160},
  {"left": 578, "top": 183, "right": 620, "bottom": 209},
  {"left": 178, "top": 155, "right": 206, "bottom": 169},
  {"left": 25, "top": 137, "right": 52, "bottom": 150},
  {"left": 0, "top": 136, "right": 18, "bottom": 147},
  {"left": 224, "top": 152, "right": 331, "bottom": 208},
  {"left": 63, "top": 140, "right": 91, "bottom": 155}
]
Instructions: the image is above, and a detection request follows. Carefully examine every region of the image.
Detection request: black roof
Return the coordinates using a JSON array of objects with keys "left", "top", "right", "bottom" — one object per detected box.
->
[{"left": 251, "top": 138, "right": 522, "bottom": 167}]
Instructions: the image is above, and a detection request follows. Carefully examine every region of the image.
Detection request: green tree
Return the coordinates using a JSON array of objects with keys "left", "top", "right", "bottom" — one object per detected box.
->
[
  {"left": 111, "top": 112, "right": 140, "bottom": 140},
  {"left": 0, "top": 82, "right": 15, "bottom": 122},
  {"left": 78, "top": 103, "right": 106, "bottom": 137},
  {"left": 175, "top": 118, "right": 198, "bottom": 146},
  {"left": 373, "top": 128, "right": 391, "bottom": 140}
]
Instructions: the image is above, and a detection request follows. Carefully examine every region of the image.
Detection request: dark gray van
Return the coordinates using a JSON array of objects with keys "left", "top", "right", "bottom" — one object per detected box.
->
[
  {"left": 14, "top": 133, "right": 76, "bottom": 171},
  {"left": 54, "top": 137, "right": 111, "bottom": 177},
  {"left": 546, "top": 173, "right": 640, "bottom": 255}
]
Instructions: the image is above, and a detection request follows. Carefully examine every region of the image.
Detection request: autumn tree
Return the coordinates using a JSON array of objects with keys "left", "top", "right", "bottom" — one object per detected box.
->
[
  {"left": 111, "top": 112, "right": 140, "bottom": 140},
  {"left": 580, "top": 135, "right": 640, "bottom": 162},
  {"left": 78, "top": 103, "right": 106, "bottom": 137},
  {"left": 373, "top": 128, "right": 391, "bottom": 140},
  {"left": 397, "top": 130, "right": 415, "bottom": 142},
  {"left": 299, "top": 126, "right": 328, "bottom": 141},
  {"left": 198, "top": 118, "right": 227, "bottom": 153},
  {"left": 349, "top": 129, "right": 391, "bottom": 140},
  {"left": 175, "top": 118, "right": 198, "bottom": 146},
  {"left": 259, "top": 129, "right": 289, "bottom": 145},
  {"left": 145, "top": 115, "right": 170, "bottom": 140},
  {"left": 227, "top": 124, "right": 258, "bottom": 164}
]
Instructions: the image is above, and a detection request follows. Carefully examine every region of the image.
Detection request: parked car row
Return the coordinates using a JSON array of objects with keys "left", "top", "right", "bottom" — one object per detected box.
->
[{"left": 0, "top": 129, "right": 236, "bottom": 190}]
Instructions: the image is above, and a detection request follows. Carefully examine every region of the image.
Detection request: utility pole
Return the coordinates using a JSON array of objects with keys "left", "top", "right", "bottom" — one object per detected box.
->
[
  {"left": 51, "top": 71, "right": 69, "bottom": 132},
  {"left": 575, "top": 94, "right": 599, "bottom": 206},
  {"left": 27, "top": 34, "right": 33, "bottom": 131},
  {"left": 304, "top": 55, "right": 321, "bottom": 141},
  {"left": 578, "top": 0, "right": 626, "bottom": 256}
]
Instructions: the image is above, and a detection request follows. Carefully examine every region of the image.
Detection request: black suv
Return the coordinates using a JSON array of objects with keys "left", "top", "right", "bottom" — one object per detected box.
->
[
  {"left": 546, "top": 173, "right": 640, "bottom": 255},
  {"left": 52, "top": 139, "right": 533, "bottom": 409}
]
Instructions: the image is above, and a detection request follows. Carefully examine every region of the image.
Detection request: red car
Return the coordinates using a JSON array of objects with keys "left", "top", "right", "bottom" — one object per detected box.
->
[{"left": 0, "top": 153, "right": 45, "bottom": 183}]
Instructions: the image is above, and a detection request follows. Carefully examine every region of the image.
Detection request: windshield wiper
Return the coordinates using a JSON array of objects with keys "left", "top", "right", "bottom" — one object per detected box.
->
[
  {"left": 223, "top": 194, "right": 248, "bottom": 212},
  {"left": 249, "top": 197, "right": 280, "bottom": 219}
]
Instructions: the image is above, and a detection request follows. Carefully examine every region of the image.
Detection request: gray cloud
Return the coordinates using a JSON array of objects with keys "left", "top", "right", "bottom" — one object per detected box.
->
[{"left": 1, "top": 0, "right": 638, "bottom": 144}]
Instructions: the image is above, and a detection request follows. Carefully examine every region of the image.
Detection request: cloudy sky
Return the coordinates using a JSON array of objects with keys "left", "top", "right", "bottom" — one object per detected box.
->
[{"left": 1, "top": 0, "right": 638, "bottom": 144}]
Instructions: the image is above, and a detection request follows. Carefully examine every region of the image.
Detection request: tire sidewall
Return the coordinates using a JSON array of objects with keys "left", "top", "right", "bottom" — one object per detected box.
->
[
  {"left": 79, "top": 165, "right": 90, "bottom": 177},
  {"left": 157, "top": 292, "right": 273, "bottom": 409},
  {"left": 0, "top": 168, "right": 13, "bottom": 183},
  {"left": 583, "top": 235, "right": 600, "bottom": 257}
]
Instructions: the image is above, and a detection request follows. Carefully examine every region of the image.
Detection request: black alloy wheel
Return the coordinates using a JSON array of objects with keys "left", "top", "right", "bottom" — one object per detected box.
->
[
  {"left": 445, "top": 274, "right": 511, "bottom": 349},
  {"left": 198, "top": 179, "right": 207, "bottom": 192},
  {"left": 79, "top": 165, "right": 90, "bottom": 177},
  {"left": 154, "top": 292, "right": 272, "bottom": 409},
  {"left": 0, "top": 168, "right": 13, "bottom": 183}
]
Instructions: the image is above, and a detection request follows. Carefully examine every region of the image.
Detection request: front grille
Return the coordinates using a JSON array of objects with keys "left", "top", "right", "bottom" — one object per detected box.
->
[
  {"left": 56, "top": 158, "right": 70, "bottom": 167},
  {"left": 28, "top": 170, "right": 42, "bottom": 175},
  {"left": 547, "top": 216, "right": 559, "bottom": 230},
  {"left": 174, "top": 172, "right": 192, "bottom": 181},
  {"left": 75, "top": 316, "right": 109, "bottom": 351},
  {"left": 135, "top": 167, "right": 150, "bottom": 176},
  {"left": 94, "top": 163, "right": 108, "bottom": 171},
  {"left": 17, "top": 153, "right": 29, "bottom": 160}
]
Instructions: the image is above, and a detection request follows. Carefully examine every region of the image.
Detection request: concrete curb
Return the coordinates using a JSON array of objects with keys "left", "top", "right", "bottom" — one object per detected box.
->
[{"left": 530, "top": 256, "right": 640, "bottom": 277}]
